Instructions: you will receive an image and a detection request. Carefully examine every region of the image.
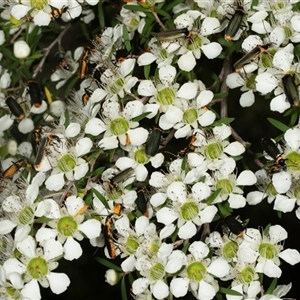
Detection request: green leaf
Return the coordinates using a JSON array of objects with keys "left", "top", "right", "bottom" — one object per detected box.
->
[
  {"left": 206, "top": 189, "right": 221, "bottom": 205},
  {"left": 98, "top": 1, "right": 105, "bottom": 30},
  {"left": 91, "top": 187, "right": 109, "bottom": 209},
  {"left": 94, "top": 256, "right": 122, "bottom": 272},
  {"left": 143, "top": 64, "right": 151, "bottom": 79},
  {"left": 218, "top": 287, "right": 243, "bottom": 296},
  {"left": 86, "top": 148, "right": 103, "bottom": 162},
  {"left": 212, "top": 118, "right": 235, "bottom": 126},
  {"left": 121, "top": 277, "right": 128, "bottom": 300},
  {"left": 265, "top": 278, "right": 278, "bottom": 294},
  {"left": 164, "top": 0, "right": 186, "bottom": 12},
  {"left": 65, "top": 76, "right": 79, "bottom": 97},
  {"left": 267, "top": 118, "right": 289, "bottom": 132},
  {"left": 155, "top": 8, "right": 171, "bottom": 19},
  {"left": 90, "top": 166, "right": 105, "bottom": 177},
  {"left": 124, "top": 4, "right": 149, "bottom": 13},
  {"left": 123, "top": 25, "right": 131, "bottom": 52},
  {"left": 131, "top": 111, "right": 151, "bottom": 122}
]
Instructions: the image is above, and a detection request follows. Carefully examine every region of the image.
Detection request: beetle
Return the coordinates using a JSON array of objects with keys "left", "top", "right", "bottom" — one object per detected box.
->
[
  {"left": 145, "top": 127, "right": 162, "bottom": 156},
  {"left": 27, "top": 80, "right": 42, "bottom": 108},
  {"left": 260, "top": 137, "right": 286, "bottom": 173},
  {"left": 5, "top": 97, "right": 25, "bottom": 120},
  {"left": 224, "top": 5, "right": 246, "bottom": 42}
]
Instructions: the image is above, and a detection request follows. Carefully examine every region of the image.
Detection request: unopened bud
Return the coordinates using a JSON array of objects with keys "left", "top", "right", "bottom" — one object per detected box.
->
[{"left": 14, "top": 40, "right": 31, "bottom": 59}]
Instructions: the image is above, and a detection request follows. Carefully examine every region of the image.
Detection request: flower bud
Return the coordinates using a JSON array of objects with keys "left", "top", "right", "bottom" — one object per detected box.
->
[
  {"left": 14, "top": 40, "right": 31, "bottom": 59},
  {"left": 105, "top": 269, "right": 121, "bottom": 286},
  {"left": 7, "top": 140, "right": 18, "bottom": 156}
]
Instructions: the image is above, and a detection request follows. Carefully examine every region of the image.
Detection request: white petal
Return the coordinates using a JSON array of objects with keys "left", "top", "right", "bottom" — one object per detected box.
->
[
  {"left": 269, "top": 225, "right": 287, "bottom": 243},
  {"left": 189, "top": 241, "right": 209, "bottom": 261},
  {"left": 197, "top": 90, "right": 214, "bottom": 107},
  {"left": 47, "top": 272, "right": 70, "bottom": 294},
  {"left": 44, "top": 239, "right": 63, "bottom": 261},
  {"left": 79, "top": 219, "right": 101, "bottom": 239},
  {"left": 170, "top": 278, "right": 189, "bottom": 297},
  {"left": 207, "top": 258, "right": 230, "bottom": 277},
  {"left": 273, "top": 48, "right": 293, "bottom": 73},
  {"left": 272, "top": 172, "right": 291, "bottom": 193},
  {"left": 240, "top": 90, "right": 255, "bottom": 107},
  {"left": 64, "top": 237, "right": 82, "bottom": 260},
  {"left": 132, "top": 278, "right": 149, "bottom": 295},
  {"left": 45, "top": 173, "right": 65, "bottom": 191},
  {"left": 75, "top": 137, "right": 93, "bottom": 157},
  {"left": 156, "top": 207, "right": 178, "bottom": 225},
  {"left": 128, "top": 127, "right": 149, "bottom": 146},
  {"left": 198, "top": 110, "right": 216, "bottom": 126},
  {"left": 284, "top": 127, "right": 300, "bottom": 150},
  {"left": 65, "top": 123, "right": 80, "bottom": 138},
  {"left": 259, "top": 260, "right": 282, "bottom": 278},
  {"left": 274, "top": 195, "right": 296, "bottom": 213},
  {"left": 137, "top": 80, "right": 156, "bottom": 96},
  {"left": 159, "top": 65, "right": 176, "bottom": 85},
  {"left": 35, "top": 199, "right": 61, "bottom": 218},
  {"left": 228, "top": 194, "right": 246, "bottom": 209},
  {"left": 199, "top": 205, "right": 218, "bottom": 223},
  {"left": 137, "top": 52, "right": 157, "bottom": 66},
  {"left": 178, "top": 51, "right": 196, "bottom": 71},
  {"left": 201, "top": 42, "right": 222, "bottom": 59},
  {"left": 226, "top": 72, "right": 244, "bottom": 89},
  {"left": 201, "top": 17, "right": 220, "bottom": 35},
  {"left": 178, "top": 221, "right": 197, "bottom": 239},
  {"left": 85, "top": 118, "right": 106, "bottom": 135},
  {"left": 224, "top": 141, "right": 245, "bottom": 156},
  {"left": 152, "top": 280, "right": 169, "bottom": 300},
  {"left": 0, "top": 220, "right": 17, "bottom": 234},
  {"left": 11, "top": 4, "right": 30, "bottom": 19},
  {"left": 279, "top": 249, "right": 300, "bottom": 265},
  {"left": 256, "top": 72, "right": 278, "bottom": 94},
  {"left": 177, "top": 82, "right": 198, "bottom": 99},
  {"left": 246, "top": 191, "right": 267, "bottom": 205},
  {"left": 160, "top": 224, "right": 176, "bottom": 239},
  {"left": 270, "top": 94, "right": 290, "bottom": 113},
  {"left": 21, "top": 280, "right": 41, "bottom": 300},
  {"left": 198, "top": 280, "right": 217, "bottom": 299},
  {"left": 121, "top": 255, "right": 136, "bottom": 272},
  {"left": 237, "top": 170, "right": 257, "bottom": 185}
]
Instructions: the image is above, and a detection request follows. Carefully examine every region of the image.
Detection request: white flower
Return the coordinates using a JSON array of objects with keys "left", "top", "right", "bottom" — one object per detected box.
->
[
  {"left": 170, "top": 241, "right": 230, "bottom": 300},
  {"left": 3, "top": 236, "right": 70, "bottom": 298},
  {"left": 35, "top": 196, "right": 101, "bottom": 261}
]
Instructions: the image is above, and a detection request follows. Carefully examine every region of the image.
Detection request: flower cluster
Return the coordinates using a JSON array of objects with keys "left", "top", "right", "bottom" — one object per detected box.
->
[{"left": 1, "top": 0, "right": 300, "bottom": 299}]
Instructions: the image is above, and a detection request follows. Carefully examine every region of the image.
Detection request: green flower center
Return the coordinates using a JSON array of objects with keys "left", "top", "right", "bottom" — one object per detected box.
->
[
  {"left": 148, "top": 238, "right": 160, "bottom": 257},
  {"left": 156, "top": 87, "right": 176, "bottom": 105},
  {"left": 109, "top": 78, "right": 124, "bottom": 95},
  {"left": 285, "top": 151, "right": 300, "bottom": 171},
  {"left": 160, "top": 48, "right": 168, "bottom": 59},
  {"left": 187, "top": 261, "right": 206, "bottom": 281},
  {"left": 283, "top": 25, "right": 292, "bottom": 38},
  {"left": 265, "top": 182, "right": 277, "bottom": 196},
  {"left": 180, "top": 201, "right": 199, "bottom": 221},
  {"left": 292, "top": 186, "right": 300, "bottom": 199},
  {"left": 184, "top": 33, "right": 202, "bottom": 51},
  {"left": 57, "top": 216, "right": 78, "bottom": 237},
  {"left": 259, "top": 242, "right": 278, "bottom": 259},
  {"left": 246, "top": 74, "right": 257, "bottom": 90},
  {"left": 31, "top": 0, "right": 48, "bottom": 10},
  {"left": 125, "top": 235, "right": 139, "bottom": 255},
  {"left": 216, "top": 178, "right": 234, "bottom": 195},
  {"left": 203, "top": 142, "right": 223, "bottom": 159},
  {"left": 150, "top": 262, "right": 165, "bottom": 281},
  {"left": 183, "top": 108, "right": 198, "bottom": 124},
  {"left": 107, "top": 186, "right": 123, "bottom": 200},
  {"left": 236, "top": 266, "right": 255, "bottom": 284},
  {"left": 18, "top": 206, "right": 34, "bottom": 225},
  {"left": 27, "top": 257, "right": 48, "bottom": 279},
  {"left": 5, "top": 287, "right": 21, "bottom": 299},
  {"left": 134, "top": 148, "right": 149, "bottom": 164},
  {"left": 57, "top": 154, "right": 77, "bottom": 172},
  {"left": 222, "top": 240, "right": 238, "bottom": 259},
  {"left": 110, "top": 117, "right": 129, "bottom": 136}
]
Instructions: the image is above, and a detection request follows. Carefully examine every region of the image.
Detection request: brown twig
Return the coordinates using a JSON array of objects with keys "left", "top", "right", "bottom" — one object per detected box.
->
[{"left": 32, "top": 23, "right": 71, "bottom": 78}]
